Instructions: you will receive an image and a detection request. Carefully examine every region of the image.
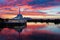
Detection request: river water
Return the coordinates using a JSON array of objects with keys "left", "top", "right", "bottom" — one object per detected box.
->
[
  {"left": 0, "top": 22, "right": 60, "bottom": 40},
  {"left": 23, "top": 22, "right": 60, "bottom": 34}
]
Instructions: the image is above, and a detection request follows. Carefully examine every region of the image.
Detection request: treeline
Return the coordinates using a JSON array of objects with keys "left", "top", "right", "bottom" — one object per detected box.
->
[
  {"left": 0, "top": 18, "right": 60, "bottom": 24},
  {"left": 27, "top": 19, "right": 60, "bottom": 24}
]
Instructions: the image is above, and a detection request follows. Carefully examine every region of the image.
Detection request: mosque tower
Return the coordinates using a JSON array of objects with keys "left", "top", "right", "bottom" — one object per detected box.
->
[{"left": 13, "top": 8, "right": 23, "bottom": 19}]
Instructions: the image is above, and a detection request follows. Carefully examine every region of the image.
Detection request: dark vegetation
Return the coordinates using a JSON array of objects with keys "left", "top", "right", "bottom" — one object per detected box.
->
[{"left": 27, "top": 19, "right": 60, "bottom": 24}]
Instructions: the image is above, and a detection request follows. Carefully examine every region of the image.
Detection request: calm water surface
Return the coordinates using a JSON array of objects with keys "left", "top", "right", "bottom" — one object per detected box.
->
[{"left": 0, "top": 22, "right": 60, "bottom": 40}]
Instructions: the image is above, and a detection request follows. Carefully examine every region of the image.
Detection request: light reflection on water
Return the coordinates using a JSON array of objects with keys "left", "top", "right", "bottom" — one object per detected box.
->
[
  {"left": 38, "top": 24, "right": 60, "bottom": 33},
  {"left": 0, "top": 22, "right": 60, "bottom": 40},
  {"left": 26, "top": 22, "right": 60, "bottom": 34},
  {"left": 0, "top": 22, "right": 60, "bottom": 34}
]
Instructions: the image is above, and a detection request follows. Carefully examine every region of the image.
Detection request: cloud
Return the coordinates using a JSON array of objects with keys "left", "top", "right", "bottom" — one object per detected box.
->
[
  {"left": 0, "top": 0, "right": 60, "bottom": 7},
  {"left": 27, "top": 0, "right": 60, "bottom": 7},
  {"left": 0, "top": 0, "right": 60, "bottom": 15}
]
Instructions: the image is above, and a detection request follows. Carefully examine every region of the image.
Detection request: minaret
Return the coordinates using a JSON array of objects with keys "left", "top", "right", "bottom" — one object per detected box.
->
[{"left": 13, "top": 7, "right": 23, "bottom": 19}]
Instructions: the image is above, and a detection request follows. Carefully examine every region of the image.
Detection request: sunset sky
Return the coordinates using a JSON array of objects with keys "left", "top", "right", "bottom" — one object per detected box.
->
[{"left": 0, "top": 0, "right": 60, "bottom": 19}]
